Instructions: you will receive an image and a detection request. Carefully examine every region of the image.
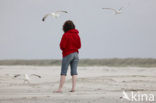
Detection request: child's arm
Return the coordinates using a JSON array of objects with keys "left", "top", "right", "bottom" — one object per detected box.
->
[
  {"left": 77, "top": 34, "right": 81, "bottom": 49},
  {"left": 60, "top": 34, "right": 66, "bottom": 50}
]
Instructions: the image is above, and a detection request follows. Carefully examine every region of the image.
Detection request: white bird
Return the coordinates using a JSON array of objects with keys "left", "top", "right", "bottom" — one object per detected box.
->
[
  {"left": 102, "top": 7, "right": 124, "bottom": 15},
  {"left": 42, "top": 11, "right": 68, "bottom": 22},
  {"left": 14, "top": 74, "right": 41, "bottom": 84}
]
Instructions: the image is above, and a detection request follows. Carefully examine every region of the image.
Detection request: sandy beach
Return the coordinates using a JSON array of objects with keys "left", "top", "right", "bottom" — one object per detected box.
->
[{"left": 0, "top": 66, "right": 156, "bottom": 103}]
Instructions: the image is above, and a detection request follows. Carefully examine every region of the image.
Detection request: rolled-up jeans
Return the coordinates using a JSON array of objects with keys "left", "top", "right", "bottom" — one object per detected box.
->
[{"left": 61, "top": 52, "right": 79, "bottom": 76}]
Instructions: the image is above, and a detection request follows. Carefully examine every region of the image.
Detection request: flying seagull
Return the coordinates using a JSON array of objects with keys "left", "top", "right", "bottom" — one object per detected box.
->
[
  {"left": 102, "top": 7, "right": 123, "bottom": 15},
  {"left": 14, "top": 74, "right": 42, "bottom": 84},
  {"left": 42, "top": 11, "right": 68, "bottom": 21}
]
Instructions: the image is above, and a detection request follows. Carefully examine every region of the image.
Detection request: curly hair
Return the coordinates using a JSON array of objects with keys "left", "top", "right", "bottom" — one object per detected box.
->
[{"left": 63, "top": 20, "right": 75, "bottom": 33}]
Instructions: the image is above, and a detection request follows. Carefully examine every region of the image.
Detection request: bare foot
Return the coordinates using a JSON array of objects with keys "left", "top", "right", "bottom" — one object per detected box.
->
[
  {"left": 69, "top": 90, "right": 75, "bottom": 92},
  {"left": 53, "top": 90, "right": 62, "bottom": 93}
]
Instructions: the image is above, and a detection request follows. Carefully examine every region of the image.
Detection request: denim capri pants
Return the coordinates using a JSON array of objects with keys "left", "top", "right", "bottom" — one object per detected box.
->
[{"left": 61, "top": 52, "right": 79, "bottom": 76}]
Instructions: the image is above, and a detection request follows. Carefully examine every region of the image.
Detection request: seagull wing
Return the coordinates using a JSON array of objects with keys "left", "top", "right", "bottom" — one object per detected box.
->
[
  {"left": 31, "top": 74, "right": 41, "bottom": 78},
  {"left": 42, "top": 13, "right": 52, "bottom": 22},
  {"left": 55, "top": 11, "right": 68, "bottom": 14},
  {"left": 14, "top": 74, "right": 21, "bottom": 78},
  {"left": 102, "top": 8, "right": 118, "bottom": 14}
]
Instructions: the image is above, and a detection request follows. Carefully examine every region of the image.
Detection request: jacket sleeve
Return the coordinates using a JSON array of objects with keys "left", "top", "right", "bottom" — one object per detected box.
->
[{"left": 60, "top": 34, "right": 66, "bottom": 50}]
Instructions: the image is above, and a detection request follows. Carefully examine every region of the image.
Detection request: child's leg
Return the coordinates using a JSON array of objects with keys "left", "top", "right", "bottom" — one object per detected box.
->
[
  {"left": 71, "top": 75, "right": 77, "bottom": 92},
  {"left": 55, "top": 54, "right": 72, "bottom": 92},
  {"left": 56, "top": 75, "right": 66, "bottom": 92},
  {"left": 70, "top": 53, "right": 79, "bottom": 92}
]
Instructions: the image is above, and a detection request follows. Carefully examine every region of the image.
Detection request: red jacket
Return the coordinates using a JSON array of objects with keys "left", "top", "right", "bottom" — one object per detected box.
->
[{"left": 60, "top": 29, "right": 81, "bottom": 57}]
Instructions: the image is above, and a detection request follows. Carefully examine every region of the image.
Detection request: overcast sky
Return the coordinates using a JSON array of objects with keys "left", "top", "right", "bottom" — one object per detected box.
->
[{"left": 0, "top": 0, "right": 156, "bottom": 59}]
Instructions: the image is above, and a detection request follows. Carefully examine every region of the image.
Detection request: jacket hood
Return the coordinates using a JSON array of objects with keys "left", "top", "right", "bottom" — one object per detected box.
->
[{"left": 67, "top": 29, "right": 79, "bottom": 33}]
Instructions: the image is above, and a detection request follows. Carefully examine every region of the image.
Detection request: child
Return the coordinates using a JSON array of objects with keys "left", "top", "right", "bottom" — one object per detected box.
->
[{"left": 55, "top": 20, "right": 81, "bottom": 93}]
